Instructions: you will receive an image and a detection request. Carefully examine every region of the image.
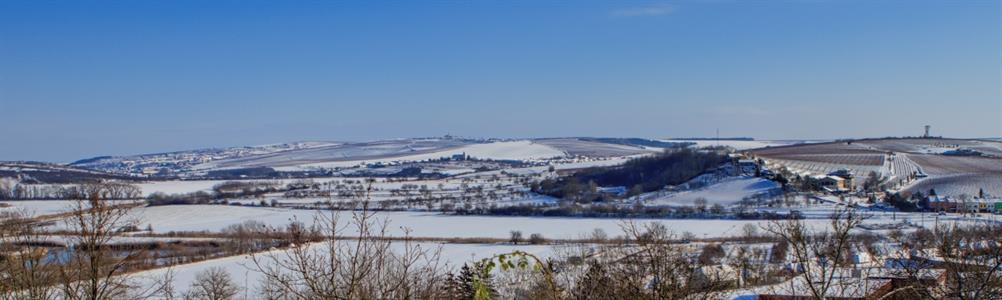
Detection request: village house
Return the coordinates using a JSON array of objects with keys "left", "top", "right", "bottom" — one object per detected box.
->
[
  {"left": 757, "top": 268, "right": 946, "bottom": 300},
  {"left": 828, "top": 169, "right": 855, "bottom": 187},
  {"left": 928, "top": 196, "right": 958, "bottom": 212},
  {"left": 817, "top": 175, "right": 849, "bottom": 193}
]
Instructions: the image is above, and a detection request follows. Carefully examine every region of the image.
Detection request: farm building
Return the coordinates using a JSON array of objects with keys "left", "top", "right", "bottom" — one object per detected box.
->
[
  {"left": 928, "top": 196, "right": 958, "bottom": 212},
  {"left": 818, "top": 175, "right": 849, "bottom": 193},
  {"left": 828, "top": 169, "right": 855, "bottom": 187},
  {"left": 737, "top": 159, "right": 759, "bottom": 175},
  {"left": 598, "top": 186, "right": 627, "bottom": 196},
  {"left": 757, "top": 277, "right": 892, "bottom": 300},
  {"left": 977, "top": 200, "right": 991, "bottom": 212}
]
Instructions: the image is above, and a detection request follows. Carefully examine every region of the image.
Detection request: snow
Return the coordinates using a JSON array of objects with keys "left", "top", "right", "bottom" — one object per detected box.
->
[
  {"left": 108, "top": 205, "right": 839, "bottom": 239},
  {"left": 131, "top": 242, "right": 553, "bottom": 297},
  {"left": 193, "top": 138, "right": 471, "bottom": 171},
  {"left": 644, "top": 177, "right": 781, "bottom": 206},
  {"left": 136, "top": 180, "right": 229, "bottom": 196},
  {"left": 448, "top": 140, "right": 566, "bottom": 161},
  {"left": 135, "top": 178, "right": 304, "bottom": 197},
  {"left": 0, "top": 200, "right": 135, "bottom": 217},
  {"left": 283, "top": 140, "right": 566, "bottom": 171},
  {"left": 664, "top": 140, "right": 808, "bottom": 150},
  {"left": 0, "top": 200, "right": 77, "bottom": 216}
]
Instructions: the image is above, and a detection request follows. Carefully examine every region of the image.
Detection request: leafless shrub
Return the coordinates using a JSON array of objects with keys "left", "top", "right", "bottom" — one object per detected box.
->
[
  {"left": 528, "top": 233, "right": 547, "bottom": 245},
  {"left": 250, "top": 182, "right": 447, "bottom": 300},
  {"left": 0, "top": 210, "right": 57, "bottom": 300},
  {"left": 0, "top": 184, "right": 170, "bottom": 300},
  {"left": 542, "top": 221, "right": 733, "bottom": 299}
]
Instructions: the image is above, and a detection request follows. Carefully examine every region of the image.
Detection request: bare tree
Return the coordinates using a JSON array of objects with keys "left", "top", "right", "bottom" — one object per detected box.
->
[
  {"left": 57, "top": 186, "right": 160, "bottom": 300},
  {"left": 763, "top": 207, "right": 866, "bottom": 299},
  {"left": 186, "top": 267, "right": 239, "bottom": 300},
  {"left": 0, "top": 210, "right": 58, "bottom": 300},
  {"left": 528, "top": 233, "right": 547, "bottom": 245},
  {"left": 741, "top": 223, "right": 758, "bottom": 240},
  {"left": 693, "top": 198, "right": 708, "bottom": 213},
  {"left": 509, "top": 230, "right": 524, "bottom": 245}
]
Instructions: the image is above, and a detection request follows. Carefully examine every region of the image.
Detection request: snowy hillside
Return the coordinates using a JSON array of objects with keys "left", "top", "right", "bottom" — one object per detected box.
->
[
  {"left": 281, "top": 140, "right": 567, "bottom": 171},
  {"left": 643, "top": 176, "right": 781, "bottom": 206},
  {"left": 663, "top": 139, "right": 813, "bottom": 150},
  {"left": 70, "top": 141, "right": 342, "bottom": 176}
]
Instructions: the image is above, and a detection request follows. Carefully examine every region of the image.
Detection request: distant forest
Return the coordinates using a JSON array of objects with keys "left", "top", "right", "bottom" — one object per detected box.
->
[
  {"left": 667, "top": 137, "right": 755, "bottom": 141},
  {"left": 577, "top": 137, "right": 694, "bottom": 148},
  {"left": 533, "top": 149, "right": 727, "bottom": 202}
]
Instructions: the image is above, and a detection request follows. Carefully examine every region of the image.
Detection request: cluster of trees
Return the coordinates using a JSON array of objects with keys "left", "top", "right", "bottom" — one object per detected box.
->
[
  {"left": 533, "top": 149, "right": 727, "bottom": 203},
  {"left": 578, "top": 137, "right": 695, "bottom": 149},
  {"left": 0, "top": 181, "right": 141, "bottom": 200},
  {"left": 3, "top": 191, "right": 1002, "bottom": 299},
  {"left": 277, "top": 175, "right": 540, "bottom": 213},
  {"left": 470, "top": 202, "right": 801, "bottom": 220},
  {"left": 147, "top": 181, "right": 285, "bottom": 206},
  {"left": 211, "top": 181, "right": 283, "bottom": 198}
]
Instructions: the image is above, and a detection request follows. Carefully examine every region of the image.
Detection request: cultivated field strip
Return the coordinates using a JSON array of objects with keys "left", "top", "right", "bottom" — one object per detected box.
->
[
  {"left": 762, "top": 158, "right": 884, "bottom": 180},
  {"left": 904, "top": 173, "right": 1002, "bottom": 197},
  {"left": 887, "top": 154, "right": 922, "bottom": 180},
  {"left": 762, "top": 154, "right": 885, "bottom": 166},
  {"left": 750, "top": 142, "right": 883, "bottom": 156},
  {"left": 908, "top": 154, "right": 1002, "bottom": 175}
]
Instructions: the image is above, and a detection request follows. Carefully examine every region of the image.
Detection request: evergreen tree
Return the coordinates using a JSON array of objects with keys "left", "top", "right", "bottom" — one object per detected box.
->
[{"left": 447, "top": 263, "right": 496, "bottom": 300}]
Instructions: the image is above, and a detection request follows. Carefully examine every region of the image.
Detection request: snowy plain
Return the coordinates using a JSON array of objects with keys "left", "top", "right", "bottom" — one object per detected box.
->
[{"left": 130, "top": 241, "right": 555, "bottom": 297}]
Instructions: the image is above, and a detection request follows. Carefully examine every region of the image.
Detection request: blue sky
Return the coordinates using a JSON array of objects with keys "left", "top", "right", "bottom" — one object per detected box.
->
[{"left": 1, "top": 1, "right": 1000, "bottom": 162}]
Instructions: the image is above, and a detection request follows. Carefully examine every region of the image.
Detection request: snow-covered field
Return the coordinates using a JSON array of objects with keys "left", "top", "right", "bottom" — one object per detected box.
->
[
  {"left": 31, "top": 203, "right": 794, "bottom": 238},
  {"left": 131, "top": 241, "right": 554, "bottom": 296},
  {"left": 14, "top": 198, "right": 993, "bottom": 240},
  {"left": 1, "top": 200, "right": 78, "bottom": 216},
  {"left": 664, "top": 139, "right": 810, "bottom": 150},
  {"left": 534, "top": 138, "right": 653, "bottom": 157},
  {"left": 48, "top": 204, "right": 971, "bottom": 239},
  {"left": 261, "top": 140, "right": 566, "bottom": 171},
  {"left": 0, "top": 200, "right": 138, "bottom": 217},
  {"left": 137, "top": 180, "right": 232, "bottom": 196},
  {"left": 644, "top": 177, "right": 781, "bottom": 206}
]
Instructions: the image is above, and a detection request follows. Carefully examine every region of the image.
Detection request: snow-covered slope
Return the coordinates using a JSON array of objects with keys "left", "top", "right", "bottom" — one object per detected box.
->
[
  {"left": 643, "top": 176, "right": 781, "bottom": 206},
  {"left": 71, "top": 142, "right": 342, "bottom": 175},
  {"left": 664, "top": 139, "right": 810, "bottom": 150},
  {"left": 130, "top": 242, "right": 554, "bottom": 296},
  {"left": 283, "top": 140, "right": 566, "bottom": 170},
  {"left": 74, "top": 138, "right": 569, "bottom": 174},
  {"left": 196, "top": 138, "right": 473, "bottom": 170}
]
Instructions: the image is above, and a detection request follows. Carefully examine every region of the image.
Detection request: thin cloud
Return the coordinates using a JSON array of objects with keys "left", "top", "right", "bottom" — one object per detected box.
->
[{"left": 611, "top": 4, "right": 675, "bottom": 17}]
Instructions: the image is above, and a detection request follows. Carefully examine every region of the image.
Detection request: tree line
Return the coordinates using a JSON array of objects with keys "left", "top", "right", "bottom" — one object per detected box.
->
[{"left": 533, "top": 149, "right": 727, "bottom": 203}]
